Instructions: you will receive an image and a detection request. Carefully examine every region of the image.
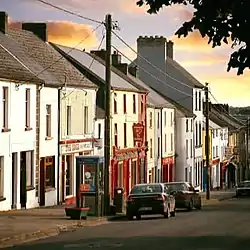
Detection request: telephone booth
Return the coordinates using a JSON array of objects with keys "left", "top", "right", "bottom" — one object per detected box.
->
[{"left": 75, "top": 155, "right": 104, "bottom": 217}]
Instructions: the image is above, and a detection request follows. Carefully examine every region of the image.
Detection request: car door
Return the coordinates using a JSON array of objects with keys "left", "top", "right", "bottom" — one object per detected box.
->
[
  {"left": 164, "top": 186, "right": 174, "bottom": 211},
  {"left": 188, "top": 183, "right": 198, "bottom": 206}
]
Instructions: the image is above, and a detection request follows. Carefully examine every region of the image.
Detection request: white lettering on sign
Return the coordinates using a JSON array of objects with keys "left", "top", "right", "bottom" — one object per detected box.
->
[{"left": 60, "top": 141, "right": 93, "bottom": 154}]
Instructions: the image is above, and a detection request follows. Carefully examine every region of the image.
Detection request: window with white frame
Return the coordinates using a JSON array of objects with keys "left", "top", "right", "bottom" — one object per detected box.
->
[
  {"left": 190, "top": 139, "right": 193, "bottom": 158},
  {"left": 25, "top": 88, "right": 31, "bottom": 129},
  {"left": 66, "top": 105, "right": 71, "bottom": 136},
  {"left": 46, "top": 104, "right": 51, "bottom": 137},
  {"left": 164, "top": 134, "right": 167, "bottom": 153},
  {"left": 186, "top": 140, "right": 189, "bottom": 159},
  {"left": 170, "top": 133, "right": 173, "bottom": 152},
  {"left": 164, "top": 111, "right": 166, "bottom": 127},
  {"left": 84, "top": 106, "right": 89, "bottom": 134},
  {"left": 26, "top": 151, "right": 34, "bottom": 187},
  {"left": 2, "top": 87, "right": 9, "bottom": 131}
]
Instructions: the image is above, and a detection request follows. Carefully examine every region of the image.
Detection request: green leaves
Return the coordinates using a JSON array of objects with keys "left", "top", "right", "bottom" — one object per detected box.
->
[{"left": 137, "top": 0, "right": 250, "bottom": 75}]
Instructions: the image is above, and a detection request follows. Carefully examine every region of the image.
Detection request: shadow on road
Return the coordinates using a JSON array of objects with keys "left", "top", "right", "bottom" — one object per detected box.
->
[{"left": 9, "top": 235, "right": 250, "bottom": 250}]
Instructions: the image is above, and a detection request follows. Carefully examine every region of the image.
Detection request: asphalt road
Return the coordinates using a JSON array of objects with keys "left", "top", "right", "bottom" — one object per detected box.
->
[{"left": 8, "top": 198, "right": 250, "bottom": 250}]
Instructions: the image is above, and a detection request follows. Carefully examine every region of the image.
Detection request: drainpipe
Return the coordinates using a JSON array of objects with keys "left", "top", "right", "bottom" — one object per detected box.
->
[
  {"left": 57, "top": 87, "right": 62, "bottom": 205},
  {"left": 160, "top": 108, "right": 163, "bottom": 182}
]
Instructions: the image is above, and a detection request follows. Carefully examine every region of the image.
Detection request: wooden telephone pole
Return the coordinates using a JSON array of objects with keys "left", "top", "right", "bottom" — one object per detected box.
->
[
  {"left": 204, "top": 83, "right": 210, "bottom": 200},
  {"left": 104, "top": 14, "right": 112, "bottom": 216}
]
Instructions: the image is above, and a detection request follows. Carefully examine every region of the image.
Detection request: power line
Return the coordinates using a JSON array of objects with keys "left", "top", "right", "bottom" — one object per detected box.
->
[
  {"left": 34, "top": 0, "right": 103, "bottom": 24},
  {"left": 63, "top": 31, "right": 106, "bottom": 98},
  {"left": 112, "top": 31, "right": 195, "bottom": 90},
  {"left": 111, "top": 44, "right": 193, "bottom": 99}
]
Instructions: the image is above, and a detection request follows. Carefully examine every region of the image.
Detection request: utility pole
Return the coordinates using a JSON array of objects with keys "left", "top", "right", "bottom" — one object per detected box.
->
[
  {"left": 104, "top": 14, "right": 112, "bottom": 216},
  {"left": 204, "top": 83, "right": 210, "bottom": 200},
  {"left": 246, "top": 117, "right": 249, "bottom": 180}
]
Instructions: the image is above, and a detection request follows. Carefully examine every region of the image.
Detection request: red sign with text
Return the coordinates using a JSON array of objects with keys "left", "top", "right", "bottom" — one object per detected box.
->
[{"left": 133, "top": 123, "right": 144, "bottom": 143}]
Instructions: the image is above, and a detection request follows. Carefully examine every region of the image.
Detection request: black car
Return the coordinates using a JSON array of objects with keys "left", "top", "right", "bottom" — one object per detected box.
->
[
  {"left": 126, "top": 183, "right": 176, "bottom": 220},
  {"left": 236, "top": 181, "right": 250, "bottom": 197},
  {"left": 165, "top": 182, "right": 201, "bottom": 211}
]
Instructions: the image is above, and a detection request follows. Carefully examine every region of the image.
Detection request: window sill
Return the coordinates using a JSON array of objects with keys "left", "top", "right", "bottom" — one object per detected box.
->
[
  {"left": 26, "top": 186, "right": 35, "bottom": 191},
  {"left": 45, "top": 136, "right": 53, "bottom": 141},
  {"left": 25, "top": 127, "right": 33, "bottom": 131},
  {"left": 1, "top": 128, "right": 11, "bottom": 133},
  {"left": 45, "top": 187, "right": 56, "bottom": 193},
  {"left": 0, "top": 197, "right": 6, "bottom": 202}
]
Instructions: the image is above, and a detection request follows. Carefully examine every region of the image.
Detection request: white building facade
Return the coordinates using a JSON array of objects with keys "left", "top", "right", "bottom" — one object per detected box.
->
[
  {"left": 0, "top": 81, "right": 37, "bottom": 211},
  {"left": 175, "top": 114, "right": 195, "bottom": 184},
  {"left": 59, "top": 87, "right": 97, "bottom": 205},
  {"left": 193, "top": 88, "right": 205, "bottom": 189}
]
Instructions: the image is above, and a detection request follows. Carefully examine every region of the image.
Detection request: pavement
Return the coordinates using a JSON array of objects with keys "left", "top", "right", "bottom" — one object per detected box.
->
[
  {"left": 7, "top": 196, "right": 250, "bottom": 250},
  {"left": 0, "top": 189, "right": 236, "bottom": 249}
]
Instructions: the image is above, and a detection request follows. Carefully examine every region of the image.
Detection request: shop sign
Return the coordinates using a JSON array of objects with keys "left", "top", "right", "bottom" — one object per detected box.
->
[
  {"left": 61, "top": 141, "right": 93, "bottom": 154},
  {"left": 133, "top": 123, "right": 144, "bottom": 143}
]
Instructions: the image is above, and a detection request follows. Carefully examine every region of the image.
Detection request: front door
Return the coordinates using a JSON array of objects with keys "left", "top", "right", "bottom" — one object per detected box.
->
[
  {"left": 20, "top": 152, "right": 27, "bottom": 208},
  {"left": 39, "top": 158, "right": 45, "bottom": 206},
  {"left": 11, "top": 153, "right": 18, "bottom": 209}
]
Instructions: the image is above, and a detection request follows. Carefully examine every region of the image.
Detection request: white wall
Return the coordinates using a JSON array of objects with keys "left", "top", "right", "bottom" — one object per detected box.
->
[
  {"left": 146, "top": 106, "right": 155, "bottom": 181},
  {"left": 39, "top": 87, "right": 59, "bottom": 207},
  {"left": 60, "top": 88, "right": 96, "bottom": 140},
  {"left": 110, "top": 91, "right": 139, "bottom": 150},
  {"left": 0, "top": 81, "right": 37, "bottom": 211},
  {"left": 175, "top": 116, "right": 194, "bottom": 183}
]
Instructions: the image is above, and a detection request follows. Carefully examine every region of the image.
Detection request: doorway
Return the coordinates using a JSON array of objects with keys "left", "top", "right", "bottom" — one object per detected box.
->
[
  {"left": 11, "top": 153, "right": 18, "bottom": 209},
  {"left": 20, "top": 152, "right": 27, "bottom": 208}
]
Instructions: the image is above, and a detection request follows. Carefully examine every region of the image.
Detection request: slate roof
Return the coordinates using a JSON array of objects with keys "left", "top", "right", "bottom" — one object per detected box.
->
[
  {"left": 4, "top": 28, "right": 96, "bottom": 88},
  {"left": 166, "top": 57, "right": 204, "bottom": 88},
  {"left": 0, "top": 42, "right": 43, "bottom": 84},
  {"left": 52, "top": 44, "right": 146, "bottom": 93}
]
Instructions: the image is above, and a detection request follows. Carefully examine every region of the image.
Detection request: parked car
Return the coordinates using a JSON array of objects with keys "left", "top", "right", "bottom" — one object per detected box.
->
[
  {"left": 126, "top": 183, "right": 176, "bottom": 220},
  {"left": 164, "top": 182, "right": 201, "bottom": 211},
  {"left": 236, "top": 180, "right": 250, "bottom": 197}
]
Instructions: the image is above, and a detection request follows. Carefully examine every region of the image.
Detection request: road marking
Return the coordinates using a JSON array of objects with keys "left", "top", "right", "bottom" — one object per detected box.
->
[{"left": 64, "top": 242, "right": 123, "bottom": 248}]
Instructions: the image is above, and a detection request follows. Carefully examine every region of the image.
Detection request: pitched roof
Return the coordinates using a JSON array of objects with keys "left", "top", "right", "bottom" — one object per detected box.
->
[
  {"left": 0, "top": 42, "right": 44, "bottom": 84},
  {"left": 52, "top": 44, "right": 145, "bottom": 93},
  {"left": 166, "top": 57, "right": 204, "bottom": 88},
  {"left": 6, "top": 28, "right": 96, "bottom": 88}
]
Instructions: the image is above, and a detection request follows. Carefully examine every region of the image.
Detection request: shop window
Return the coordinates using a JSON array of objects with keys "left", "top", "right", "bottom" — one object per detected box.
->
[
  {"left": 66, "top": 155, "right": 73, "bottom": 196},
  {"left": 45, "top": 156, "right": 55, "bottom": 189}
]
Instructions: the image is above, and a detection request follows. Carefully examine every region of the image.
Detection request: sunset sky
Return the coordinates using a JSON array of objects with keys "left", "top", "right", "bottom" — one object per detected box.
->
[{"left": 2, "top": 0, "right": 250, "bottom": 107}]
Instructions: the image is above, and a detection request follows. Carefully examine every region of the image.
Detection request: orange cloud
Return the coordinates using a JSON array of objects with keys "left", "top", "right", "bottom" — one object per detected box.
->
[
  {"left": 180, "top": 54, "right": 228, "bottom": 67},
  {"left": 9, "top": 21, "right": 98, "bottom": 49}
]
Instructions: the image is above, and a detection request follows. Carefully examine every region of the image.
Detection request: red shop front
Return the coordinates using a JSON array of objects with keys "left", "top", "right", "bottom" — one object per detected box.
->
[
  {"left": 162, "top": 156, "right": 175, "bottom": 183},
  {"left": 111, "top": 146, "right": 146, "bottom": 199}
]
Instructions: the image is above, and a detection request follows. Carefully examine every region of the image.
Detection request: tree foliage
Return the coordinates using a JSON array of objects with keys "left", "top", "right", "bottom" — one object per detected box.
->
[{"left": 137, "top": 0, "right": 250, "bottom": 75}]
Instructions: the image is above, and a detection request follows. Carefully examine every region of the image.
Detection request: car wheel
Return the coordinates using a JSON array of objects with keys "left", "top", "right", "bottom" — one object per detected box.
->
[
  {"left": 127, "top": 214, "right": 133, "bottom": 220},
  {"left": 188, "top": 199, "right": 193, "bottom": 211},
  {"left": 136, "top": 214, "right": 141, "bottom": 220},
  {"left": 170, "top": 207, "right": 176, "bottom": 217},
  {"left": 195, "top": 198, "right": 202, "bottom": 210},
  {"left": 164, "top": 206, "right": 170, "bottom": 218}
]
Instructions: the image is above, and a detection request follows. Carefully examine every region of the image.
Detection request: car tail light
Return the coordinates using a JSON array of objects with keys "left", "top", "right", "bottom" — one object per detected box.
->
[
  {"left": 127, "top": 195, "right": 134, "bottom": 202},
  {"left": 154, "top": 194, "right": 166, "bottom": 201}
]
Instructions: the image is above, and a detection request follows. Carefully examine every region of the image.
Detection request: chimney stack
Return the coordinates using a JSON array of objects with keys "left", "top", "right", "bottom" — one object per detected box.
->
[
  {"left": 90, "top": 49, "right": 106, "bottom": 61},
  {"left": 22, "top": 22, "right": 48, "bottom": 41},
  {"left": 0, "top": 12, "right": 8, "bottom": 34},
  {"left": 166, "top": 40, "right": 174, "bottom": 59},
  {"left": 128, "top": 66, "right": 138, "bottom": 78}
]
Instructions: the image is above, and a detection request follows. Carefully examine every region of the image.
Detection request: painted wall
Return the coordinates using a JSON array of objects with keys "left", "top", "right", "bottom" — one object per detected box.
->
[
  {"left": 0, "top": 81, "right": 37, "bottom": 211},
  {"left": 39, "top": 87, "right": 59, "bottom": 207},
  {"left": 175, "top": 117, "right": 194, "bottom": 183},
  {"left": 146, "top": 106, "right": 155, "bottom": 182},
  {"left": 60, "top": 88, "right": 96, "bottom": 140}
]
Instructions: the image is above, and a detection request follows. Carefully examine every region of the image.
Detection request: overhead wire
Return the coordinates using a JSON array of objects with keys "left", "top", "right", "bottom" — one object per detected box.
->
[
  {"left": 112, "top": 31, "right": 195, "bottom": 90},
  {"left": 34, "top": 0, "right": 103, "bottom": 24},
  {"left": 63, "top": 30, "right": 106, "bottom": 98},
  {"left": 111, "top": 44, "right": 193, "bottom": 99}
]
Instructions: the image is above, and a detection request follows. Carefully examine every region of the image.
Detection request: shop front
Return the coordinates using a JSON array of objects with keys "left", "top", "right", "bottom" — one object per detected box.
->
[
  {"left": 161, "top": 156, "right": 175, "bottom": 183},
  {"left": 211, "top": 158, "right": 220, "bottom": 189},
  {"left": 111, "top": 146, "right": 147, "bottom": 199},
  {"left": 59, "top": 138, "right": 94, "bottom": 204}
]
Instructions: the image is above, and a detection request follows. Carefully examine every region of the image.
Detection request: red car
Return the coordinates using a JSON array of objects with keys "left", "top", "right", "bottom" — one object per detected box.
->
[{"left": 164, "top": 182, "right": 202, "bottom": 211}]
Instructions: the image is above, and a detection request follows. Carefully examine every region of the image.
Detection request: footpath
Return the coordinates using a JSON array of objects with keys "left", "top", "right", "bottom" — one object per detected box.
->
[{"left": 0, "top": 189, "right": 235, "bottom": 248}]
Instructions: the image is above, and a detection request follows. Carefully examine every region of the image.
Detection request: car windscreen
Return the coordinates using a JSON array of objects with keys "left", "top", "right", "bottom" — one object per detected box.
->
[
  {"left": 238, "top": 182, "right": 250, "bottom": 188},
  {"left": 130, "top": 184, "right": 162, "bottom": 194},
  {"left": 166, "top": 183, "right": 186, "bottom": 191}
]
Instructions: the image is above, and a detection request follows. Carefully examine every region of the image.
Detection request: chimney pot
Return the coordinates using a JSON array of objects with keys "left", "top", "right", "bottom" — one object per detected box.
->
[
  {"left": 22, "top": 22, "right": 47, "bottom": 41},
  {"left": 0, "top": 12, "right": 8, "bottom": 34},
  {"left": 166, "top": 40, "right": 174, "bottom": 59}
]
